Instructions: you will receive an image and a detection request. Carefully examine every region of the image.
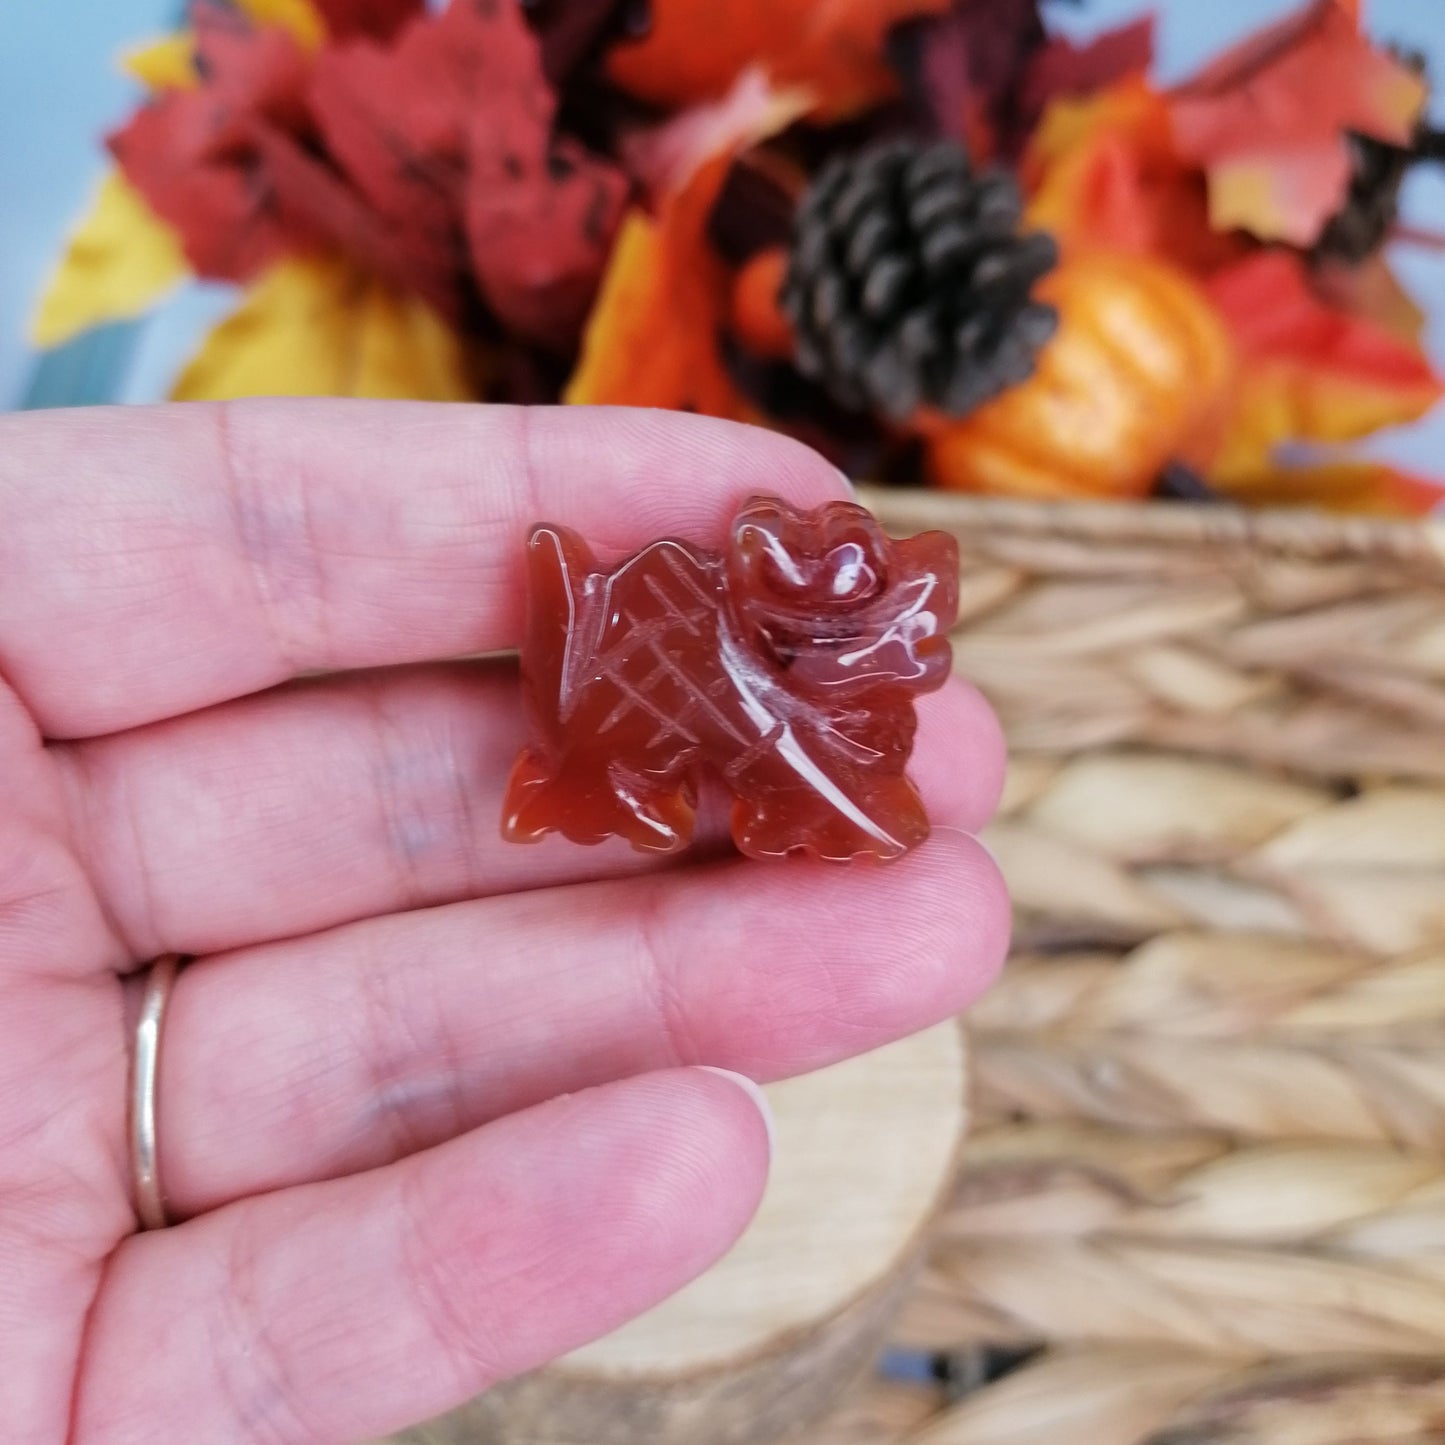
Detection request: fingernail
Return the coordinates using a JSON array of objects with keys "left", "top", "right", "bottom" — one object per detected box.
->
[{"left": 697, "top": 1067, "right": 776, "bottom": 1161}]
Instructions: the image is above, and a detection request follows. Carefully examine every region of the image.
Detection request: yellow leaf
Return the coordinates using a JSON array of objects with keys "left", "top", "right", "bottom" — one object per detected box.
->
[
  {"left": 120, "top": 31, "right": 198, "bottom": 89},
  {"left": 171, "top": 256, "right": 479, "bottom": 402},
  {"left": 235, "top": 0, "right": 327, "bottom": 49},
  {"left": 119, "top": 0, "right": 325, "bottom": 91},
  {"left": 31, "top": 169, "right": 190, "bottom": 348}
]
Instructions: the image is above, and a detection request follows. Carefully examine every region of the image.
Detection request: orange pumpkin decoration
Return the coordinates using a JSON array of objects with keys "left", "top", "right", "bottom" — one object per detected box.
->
[{"left": 924, "top": 251, "right": 1235, "bottom": 500}]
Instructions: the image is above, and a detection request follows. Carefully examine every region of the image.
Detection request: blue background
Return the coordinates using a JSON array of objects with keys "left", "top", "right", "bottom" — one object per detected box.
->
[{"left": 3, "top": 0, "right": 1443, "bottom": 474}]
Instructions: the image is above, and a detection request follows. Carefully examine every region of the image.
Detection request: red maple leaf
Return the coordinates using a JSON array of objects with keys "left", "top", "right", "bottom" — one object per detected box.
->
[
  {"left": 109, "top": 0, "right": 627, "bottom": 350},
  {"left": 1206, "top": 249, "right": 1442, "bottom": 485},
  {"left": 109, "top": 3, "right": 318, "bottom": 281},
  {"left": 1169, "top": 0, "right": 1427, "bottom": 245},
  {"left": 308, "top": 0, "right": 627, "bottom": 349}
]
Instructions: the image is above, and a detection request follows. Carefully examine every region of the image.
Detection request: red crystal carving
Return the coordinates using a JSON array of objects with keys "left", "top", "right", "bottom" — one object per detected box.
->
[{"left": 501, "top": 495, "right": 959, "bottom": 862}]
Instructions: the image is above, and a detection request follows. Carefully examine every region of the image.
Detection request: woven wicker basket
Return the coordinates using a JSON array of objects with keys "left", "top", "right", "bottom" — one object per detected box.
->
[{"left": 791, "top": 490, "right": 1445, "bottom": 1444}]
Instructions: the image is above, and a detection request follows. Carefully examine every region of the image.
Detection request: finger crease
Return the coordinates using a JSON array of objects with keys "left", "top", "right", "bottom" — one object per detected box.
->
[
  {"left": 635, "top": 885, "right": 699, "bottom": 1068},
  {"left": 54, "top": 749, "right": 160, "bottom": 963},
  {"left": 397, "top": 1166, "right": 508, "bottom": 1393},
  {"left": 364, "top": 690, "right": 431, "bottom": 914},
  {"left": 214, "top": 399, "right": 330, "bottom": 678},
  {"left": 356, "top": 938, "right": 471, "bottom": 1164}
]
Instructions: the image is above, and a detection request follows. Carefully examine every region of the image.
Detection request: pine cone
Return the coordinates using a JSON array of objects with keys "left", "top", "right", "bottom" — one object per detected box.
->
[
  {"left": 1314, "top": 130, "right": 1414, "bottom": 265},
  {"left": 781, "top": 140, "right": 1059, "bottom": 421}
]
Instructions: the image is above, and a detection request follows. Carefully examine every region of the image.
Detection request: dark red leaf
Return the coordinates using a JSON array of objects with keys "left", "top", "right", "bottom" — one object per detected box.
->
[
  {"left": 889, "top": 0, "right": 1047, "bottom": 162},
  {"left": 311, "top": 0, "right": 424, "bottom": 42},
  {"left": 521, "top": 0, "right": 651, "bottom": 85},
  {"left": 1023, "top": 16, "right": 1153, "bottom": 116}
]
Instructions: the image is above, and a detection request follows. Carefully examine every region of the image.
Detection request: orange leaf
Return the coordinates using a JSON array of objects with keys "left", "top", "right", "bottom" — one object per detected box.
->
[
  {"left": 1023, "top": 78, "right": 1242, "bottom": 275},
  {"left": 621, "top": 67, "right": 813, "bottom": 199},
  {"left": 606, "top": 0, "right": 949, "bottom": 118},
  {"left": 1207, "top": 251, "right": 1443, "bottom": 483},
  {"left": 1169, "top": 0, "right": 1427, "bottom": 245},
  {"left": 1212, "top": 459, "right": 1443, "bottom": 518},
  {"left": 565, "top": 156, "right": 751, "bottom": 419}
]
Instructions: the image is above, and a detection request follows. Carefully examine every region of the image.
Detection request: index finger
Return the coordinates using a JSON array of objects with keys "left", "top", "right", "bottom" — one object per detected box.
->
[{"left": 0, "top": 401, "right": 850, "bottom": 738}]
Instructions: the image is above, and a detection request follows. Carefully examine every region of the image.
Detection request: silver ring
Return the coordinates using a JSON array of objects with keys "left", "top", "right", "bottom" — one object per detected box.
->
[{"left": 129, "top": 953, "right": 182, "bottom": 1230}]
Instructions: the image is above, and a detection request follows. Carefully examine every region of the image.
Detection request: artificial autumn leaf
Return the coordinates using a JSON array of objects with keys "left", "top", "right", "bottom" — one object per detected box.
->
[
  {"left": 251, "top": 120, "right": 463, "bottom": 323},
  {"left": 109, "top": 4, "right": 316, "bottom": 281},
  {"left": 124, "top": 0, "right": 328, "bottom": 89},
  {"left": 172, "top": 254, "right": 478, "bottom": 401},
  {"left": 236, "top": 0, "right": 326, "bottom": 48},
  {"left": 1211, "top": 458, "right": 1443, "bottom": 518},
  {"left": 121, "top": 33, "right": 199, "bottom": 90},
  {"left": 889, "top": 0, "right": 1048, "bottom": 163},
  {"left": 306, "top": 0, "right": 626, "bottom": 349},
  {"left": 566, "top": 155, "right": 751, "bottom": 418},
  {"left": 1169, "top": 0, "right": 1427, "bottom": 246},
  {"left": 522, "top": 0, "right": 650, "bottom": 85},
  {"left": 1022, "top": 15, "right": 1153, "bottom": 118},
  {"left": 111, "top": 0, "right": 625, "bottom": 349},
  {"left": 309, "top": 0, "right": 423, "bottom": 42},
  {"left": 465, "top": 123, "right": 627, "bottom": 352},
  {"left": 1024, "top": 77, "right": 1244, "bottom": 276},
  {"left": 1314, "top": 252, "right": 1428, "bottom": 348},
  {"left": 119, "top": 0, "right": 407, "bottom": 95},
  {"left": 1207, "top": 250, "right": 1443, "bottom": 485},
  {"left": 606, "top": 0, "right": 949, "bottom": 119},
  {"left": 621, "top": 66, "right": 813, "bottom": 199},
  {"left": 31, "top": 170, "right": 189, "bottom": 347}
]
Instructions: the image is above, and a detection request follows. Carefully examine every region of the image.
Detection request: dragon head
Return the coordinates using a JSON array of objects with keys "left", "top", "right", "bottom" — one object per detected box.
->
[{"left": 724, "top": 495, "right": 958, "bottom": 696}]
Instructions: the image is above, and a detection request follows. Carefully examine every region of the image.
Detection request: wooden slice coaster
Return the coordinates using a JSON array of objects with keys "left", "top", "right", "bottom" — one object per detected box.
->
[{"left": 392, "top": 1021, "right": 968, "bottom": 1445}]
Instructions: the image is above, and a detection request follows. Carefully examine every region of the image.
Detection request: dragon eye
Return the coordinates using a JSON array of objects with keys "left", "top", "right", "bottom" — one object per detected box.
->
[
  {"left": 824, "top": 542, "right": 880, "bottom": 601},
  {"left": 737, "top": 522, "right": 809, "bottom": 595}
]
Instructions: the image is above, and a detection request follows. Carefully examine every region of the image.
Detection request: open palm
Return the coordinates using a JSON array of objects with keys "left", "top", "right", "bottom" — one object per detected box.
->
[{"left": 0, "top": 401, "right": 1007, "bottom": 1445}]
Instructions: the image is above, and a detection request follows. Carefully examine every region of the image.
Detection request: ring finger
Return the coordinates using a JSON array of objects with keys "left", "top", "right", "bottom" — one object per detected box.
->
[{"left": 156, "top": 829, "right": 1008, "bottom": 1217}]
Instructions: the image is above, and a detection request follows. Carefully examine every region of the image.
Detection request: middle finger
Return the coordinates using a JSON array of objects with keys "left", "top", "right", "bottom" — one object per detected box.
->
[{"left": 55, "top": 661, "right": 1005, "bottom": 958}]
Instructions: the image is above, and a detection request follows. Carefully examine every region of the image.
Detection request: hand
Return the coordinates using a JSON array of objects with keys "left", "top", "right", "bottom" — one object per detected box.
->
[{"left": 0, "top": 401, "right": 1008, "bottom": 1445}]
